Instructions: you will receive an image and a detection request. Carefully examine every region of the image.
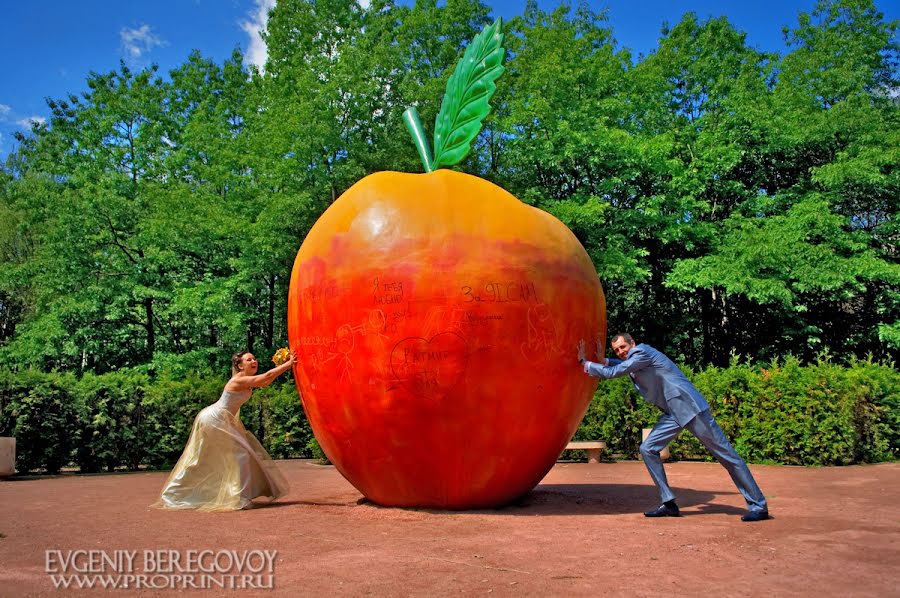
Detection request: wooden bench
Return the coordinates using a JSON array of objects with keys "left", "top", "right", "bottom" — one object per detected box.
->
[{"left": 562, "top": 441, "right": 607, "bottom": 464}]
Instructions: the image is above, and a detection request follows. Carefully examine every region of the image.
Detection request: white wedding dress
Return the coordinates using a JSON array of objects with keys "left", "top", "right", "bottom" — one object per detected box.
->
[{"left": 154, "top": 389, "right": 289, "bottom": 511}]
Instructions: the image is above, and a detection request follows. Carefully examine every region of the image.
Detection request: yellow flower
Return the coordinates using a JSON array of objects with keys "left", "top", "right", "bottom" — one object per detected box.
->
[{"left": 272, "top": 347, "right": 291, "bottom": 365}]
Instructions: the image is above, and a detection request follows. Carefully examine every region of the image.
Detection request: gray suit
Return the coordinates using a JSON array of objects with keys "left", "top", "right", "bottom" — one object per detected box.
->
[{"left": 585, "top": 344, "right": 767, "bottom": 513}]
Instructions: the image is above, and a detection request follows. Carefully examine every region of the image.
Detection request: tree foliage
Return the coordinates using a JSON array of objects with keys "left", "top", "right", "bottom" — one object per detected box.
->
[{"left": 0, "top": 0, "right": 897, "bottom": 374}]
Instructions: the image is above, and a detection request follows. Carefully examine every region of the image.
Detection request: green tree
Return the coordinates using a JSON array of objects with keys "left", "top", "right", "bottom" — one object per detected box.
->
[
  {"left": 667, "top": 0, "right": 900, "bottom": 360},
  {"left": 1, "top": 0, "right": 897, "bottom": 374},
  {"left": 597, "top": 10, "right": 772, "bottom": 361},
  {"left": 3, "top": 64, "right": 175, "bottom": 370},
  {"left": 494, "top": 2, "right": 654, "bottom": 347}
]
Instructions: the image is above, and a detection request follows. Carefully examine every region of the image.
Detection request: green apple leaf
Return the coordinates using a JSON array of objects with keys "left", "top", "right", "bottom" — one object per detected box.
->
[{"left": 431, "top": 18, "right": 505, "bottom": 170}]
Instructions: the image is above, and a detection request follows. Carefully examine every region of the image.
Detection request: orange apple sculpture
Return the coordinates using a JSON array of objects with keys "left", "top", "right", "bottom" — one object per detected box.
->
[{"left": 288, "top": 19, "right": 606, "bottom": 508}]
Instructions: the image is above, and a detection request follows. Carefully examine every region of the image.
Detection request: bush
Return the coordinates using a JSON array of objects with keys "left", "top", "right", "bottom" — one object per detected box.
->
[
  {"left": 306, "top": 436, "right": 330, "bottom": 464},
  {"left": 0, "top": 356, "right": 896, "bottom": 473},
  {"left": 575, "top": 355, "right": 899, "bottom": 465},
  {"left": 253, "top": 383, "right": 315, "bottom": 459},
  {"left": 0, "top": 368, "right": 315, "bottom": 473},
  {"left": 74, "top": 371, "right": 150, "bottom": 472},
  {"left": 575, "top": 376, "right": 647, "bottom": 457},
  {"left": 0, "top": 370, "right": 79, "bottom": 474},
  {"left": 141, "top": 374, "right": 228, "bottom": 468}
]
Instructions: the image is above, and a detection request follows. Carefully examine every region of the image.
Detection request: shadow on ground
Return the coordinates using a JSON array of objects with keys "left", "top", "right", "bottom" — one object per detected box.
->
[{"left": 348, "top": 484, "right": 744, "bottom": 517}]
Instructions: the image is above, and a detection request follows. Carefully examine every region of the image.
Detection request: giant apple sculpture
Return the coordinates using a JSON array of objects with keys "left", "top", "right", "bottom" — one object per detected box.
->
[{"left": 287, "top": 19, "right": 606, "bottom": 509}]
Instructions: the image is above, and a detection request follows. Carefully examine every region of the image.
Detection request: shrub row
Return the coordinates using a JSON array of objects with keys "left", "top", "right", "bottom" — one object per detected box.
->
[
  {"left": 0, "top": 370, "right": 315, "bottom": 474},
  {"left": 1, "top": 355, "right": 897, "bottom": 473},
  {"left": 576, "top": 356, "right": 899, "bottom": 464}
]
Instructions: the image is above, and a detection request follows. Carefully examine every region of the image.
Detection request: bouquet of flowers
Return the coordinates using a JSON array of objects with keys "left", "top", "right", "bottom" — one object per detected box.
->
[{"left": 272, "top": 347, "right": 291, "bottom": 365}]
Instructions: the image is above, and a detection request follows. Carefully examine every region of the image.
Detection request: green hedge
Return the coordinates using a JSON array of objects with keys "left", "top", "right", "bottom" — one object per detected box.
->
[
  {"left": 0, "top": 370, "right": 79, "bottom": 474},
  {"left": 0, "top": 370, "right": 313, "bottom": 474},
  {"left": 576, "top": 356, "right": 899, "bottom": 465},
  {"left": 1, "top": 356, "right": 897, "bottom": 473}
]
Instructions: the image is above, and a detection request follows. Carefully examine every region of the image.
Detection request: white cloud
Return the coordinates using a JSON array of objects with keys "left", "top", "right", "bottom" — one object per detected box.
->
[
  {"left": 241, "top": 0, "right": 276, "bottom": 70},
  {"left": 17, "top": 116, "right": 46, "bottom": 128},
  {"left": 0, "top": 104, "right": 10, "bottom": 119},
  {"left": 120, "top": 24, "right": 166, "bottom": 60}
]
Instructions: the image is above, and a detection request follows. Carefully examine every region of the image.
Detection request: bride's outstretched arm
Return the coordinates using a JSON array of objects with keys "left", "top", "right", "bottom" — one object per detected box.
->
[{"left": 229, "top": 351, "right": 296, "bottom": 390}]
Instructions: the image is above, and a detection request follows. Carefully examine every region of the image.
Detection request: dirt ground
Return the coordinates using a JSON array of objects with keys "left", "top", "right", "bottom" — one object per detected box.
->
[{"left": 1, "top": 459, "right": 898, "bottom": 597}]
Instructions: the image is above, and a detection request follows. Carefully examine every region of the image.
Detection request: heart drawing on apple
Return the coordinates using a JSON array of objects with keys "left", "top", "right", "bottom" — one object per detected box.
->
[
  {"left": 287, "top": 19, "right": 606, "bottom": 508},
  {"left": 390, "top": 332, "right": 469, "bottom": 400}
]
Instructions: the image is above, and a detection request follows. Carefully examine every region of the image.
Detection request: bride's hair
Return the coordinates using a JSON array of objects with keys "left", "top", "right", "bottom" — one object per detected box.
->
[{"left": 231, "top": 351, "right": 249, "bottom": 374}]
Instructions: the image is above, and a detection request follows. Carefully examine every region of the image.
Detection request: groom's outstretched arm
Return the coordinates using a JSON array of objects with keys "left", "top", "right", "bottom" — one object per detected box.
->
[{"left": 583, "top": 348, "right": 649, "bottom": 379}]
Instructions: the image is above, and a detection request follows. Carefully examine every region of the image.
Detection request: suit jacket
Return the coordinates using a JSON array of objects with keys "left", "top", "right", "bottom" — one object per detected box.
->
[{"left": 585, "top": 343, "right": 709, "bottom": 427}]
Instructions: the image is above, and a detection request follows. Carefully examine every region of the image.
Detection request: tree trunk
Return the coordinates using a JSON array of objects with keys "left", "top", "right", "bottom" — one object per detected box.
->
[
  {"left": 144, "top": 298, "right": 155, "bottom": 357},
  {"left": 700, "top": 289, "right": 713, "bottom": 364},
  {"left": 266, "top": 275, "right": 275, "bottom": 350},
  {"left": 709, "top": 288, "right": 730, "bottom": 365}
]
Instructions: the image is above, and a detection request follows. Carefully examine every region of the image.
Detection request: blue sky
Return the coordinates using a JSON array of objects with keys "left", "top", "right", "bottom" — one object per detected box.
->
[{"left": 2, "top": 0, "right": 897, "bottom": 159}]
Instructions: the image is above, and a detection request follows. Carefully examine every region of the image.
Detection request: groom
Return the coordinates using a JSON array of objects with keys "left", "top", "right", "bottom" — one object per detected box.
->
[{"left": 579, "top": 333, "right": 769, "bottom": 522}]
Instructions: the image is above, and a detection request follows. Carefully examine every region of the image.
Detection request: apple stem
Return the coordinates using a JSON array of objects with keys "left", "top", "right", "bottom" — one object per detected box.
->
[{"left": 403, "top": 107, "right": 435, "bottom": 173}]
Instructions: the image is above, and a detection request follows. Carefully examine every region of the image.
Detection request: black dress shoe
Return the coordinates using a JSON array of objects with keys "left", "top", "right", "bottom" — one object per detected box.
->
[
  {"left": 741, "top": 510, "right": 769, "bottom": 522},
  {"left": 644, "top": 503, "right": 680, "bottom": 517}
]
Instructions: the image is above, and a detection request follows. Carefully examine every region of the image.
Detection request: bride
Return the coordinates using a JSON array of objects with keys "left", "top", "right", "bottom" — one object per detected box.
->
[{"left": 154, "top": 350, "right": 296, "bottom": 511}]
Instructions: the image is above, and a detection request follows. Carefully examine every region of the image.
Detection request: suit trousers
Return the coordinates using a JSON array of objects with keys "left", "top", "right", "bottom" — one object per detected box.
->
[{"left": 640, "top": 410, "right": 768, "bottom": 513}]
